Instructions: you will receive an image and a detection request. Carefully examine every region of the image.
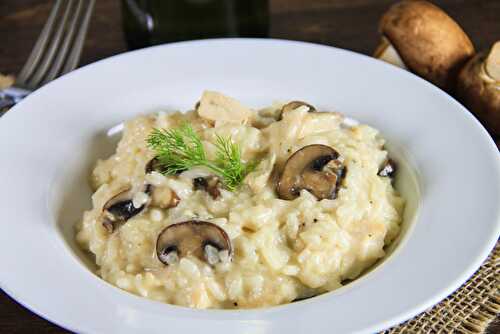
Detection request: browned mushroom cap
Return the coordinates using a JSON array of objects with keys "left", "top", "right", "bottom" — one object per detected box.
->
[
  {"left": 457, "top": 42, "right": 500, "bottom": 136},
  {"left": 377, "top": 0, "right": 474, "bottom": 91},
  {"left": 156, "top": 220, "right": 231, "bottom": 266},
  {"left": 277, "top": 144, "right": 345, "bottom": 200},
  {"left": 193, "top": 176, "right": 221, "bottom": 199},
  {"left": 279, "top": 101, "right": 316, "bottom": 120},
  {"left": 101, "top": 184, "right": 152, "bottom": 232}
]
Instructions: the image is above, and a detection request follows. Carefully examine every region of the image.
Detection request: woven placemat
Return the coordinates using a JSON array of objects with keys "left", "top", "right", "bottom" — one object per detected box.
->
[
  {"left": 384, "top": 241, "right": 499, "bottom": 333},
  {"left": 0, "top": 72, "right": 498, "bottom": 333}
]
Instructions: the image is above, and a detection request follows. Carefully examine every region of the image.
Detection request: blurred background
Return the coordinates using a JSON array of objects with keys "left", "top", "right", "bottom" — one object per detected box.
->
[{"left": 1, "top": 0, "right": 498, "bottom": 74}]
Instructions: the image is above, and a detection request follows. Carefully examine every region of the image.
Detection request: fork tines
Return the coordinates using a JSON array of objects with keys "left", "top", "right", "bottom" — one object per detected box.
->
[{"left": 15, "top": 0, "right": 95, "bottom": 89}]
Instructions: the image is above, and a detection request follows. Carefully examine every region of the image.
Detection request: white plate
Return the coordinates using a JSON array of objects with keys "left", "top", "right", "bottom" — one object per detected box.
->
[{"left": 0, "top": 39, "right": 499, "bottom": 334}]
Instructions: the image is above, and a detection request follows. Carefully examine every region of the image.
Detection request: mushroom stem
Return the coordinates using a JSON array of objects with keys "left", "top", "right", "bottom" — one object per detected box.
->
[
  {"left": 374, "top": 37, "right": 407, "bottom": 69},
  {"left": 485, "top": 42, "right": 500, "bottom": 81}
]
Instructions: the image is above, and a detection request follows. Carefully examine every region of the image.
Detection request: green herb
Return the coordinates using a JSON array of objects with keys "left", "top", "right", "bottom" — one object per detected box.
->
[{"left": 147, "top": 123, "right": 256, "bottom": 190}]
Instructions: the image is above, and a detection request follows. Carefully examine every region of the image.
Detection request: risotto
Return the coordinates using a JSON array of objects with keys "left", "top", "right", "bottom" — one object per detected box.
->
[{"left": 76, "top": 91, "right": 404, "bottom": 309}]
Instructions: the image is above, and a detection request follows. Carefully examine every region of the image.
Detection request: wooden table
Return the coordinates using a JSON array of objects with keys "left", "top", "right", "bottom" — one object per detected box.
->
[{"left": 0, "top": 1, "right": 498, "bottom": 333}]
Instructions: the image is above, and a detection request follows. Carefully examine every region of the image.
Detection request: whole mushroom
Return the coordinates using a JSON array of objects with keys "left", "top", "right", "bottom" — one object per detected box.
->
[
  {"left": 374, "top": 0, "right": 474, "bottom": 92},
  {"left": 457, "top": 42, "right": 500, "bottom": 136}
]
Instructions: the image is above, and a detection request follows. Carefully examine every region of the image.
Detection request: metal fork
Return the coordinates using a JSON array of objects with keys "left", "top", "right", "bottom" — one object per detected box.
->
[{"left": 0, "top": 0, "right": 95, "bottom": 115}]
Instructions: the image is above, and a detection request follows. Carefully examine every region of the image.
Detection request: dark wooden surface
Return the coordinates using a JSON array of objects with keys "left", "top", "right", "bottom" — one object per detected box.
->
[{"left": 0, "top": 1, "right": 498, "bottom": 333}]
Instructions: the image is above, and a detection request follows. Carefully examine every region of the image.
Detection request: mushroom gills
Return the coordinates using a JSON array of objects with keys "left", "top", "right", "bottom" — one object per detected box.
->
[
  {"left": 102, "top": 184, "right": 152, "bottom": 232},
  {"left": 193, "top": 176, "right": 221, "bottom": 199},
  {"left": 156, "top": 220, "right": 231, "bottom": 266},
  {"left": 277, "top": 144, "right": 345, "bottom": 200}
]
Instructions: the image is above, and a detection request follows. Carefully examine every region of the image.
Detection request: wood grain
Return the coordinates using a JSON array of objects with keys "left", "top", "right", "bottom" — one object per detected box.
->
[{"left": 0, "top": 0, "right": 498, "bottom": 333}]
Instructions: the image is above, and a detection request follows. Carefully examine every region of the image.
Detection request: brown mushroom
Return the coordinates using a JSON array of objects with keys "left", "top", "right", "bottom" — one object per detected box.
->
[
  {"left": 457, "top": 42, "right": 500, "bottom": 136},
  {"left": 145, "top": 157, "right": 181, "bottom": 209},
  {"left": 145, "top": 157, "right": 162, "bottom": 174},
  {"left": 378, "top": 159, "right": 397, "bottom": 177},
  {"left": 279, "top": 101, "right": 316, "bottom": 120},
  {"left": 374, "top": 0, "right": 474, "bottom": 92},
  {"left": 156, "top": 220, "right": 231, "bottom": 266},
  {"left": 277, "top": 144, "right": 345, "bottom": 200},
  {"left": 101, "top": 184, "right": 152, "bottom": 232},
  {"left": 193, "top": 176, "right": 221, "bottom": 199}
]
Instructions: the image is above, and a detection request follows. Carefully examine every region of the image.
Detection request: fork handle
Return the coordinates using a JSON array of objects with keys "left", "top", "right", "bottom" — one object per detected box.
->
[{"left": 0, "top": 87, "right": 31, "bottom": 116}]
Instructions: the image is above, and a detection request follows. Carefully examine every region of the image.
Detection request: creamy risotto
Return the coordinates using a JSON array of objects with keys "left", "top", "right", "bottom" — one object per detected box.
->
[{"left": 76, "top": 91, "right": 404, "bottom": 309}]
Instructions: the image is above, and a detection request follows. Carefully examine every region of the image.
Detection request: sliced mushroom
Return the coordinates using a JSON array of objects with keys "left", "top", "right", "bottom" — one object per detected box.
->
[
  {"left": 145, "top": 157, "right": 162, "bottom": 174},
  {"left": 193, "top": 176, "right": 221, "bottom": 199},
  {"left": 101, "top": 184, "right": 152, "bottom": 232},
  {"left": 457, "top": 42, "right": 500, "bottom": 136},
  {"left": 279, "top": 101, "right": 316, "bottom": 120},
  {"left": 156, "top": 220, "right": 231, "bottom": 266},
  {"left": 277, "top": 144, "right": 345, "bottom": 200},
  {"left": 375, "top": 0, "right": 474, "bottom": 92},
  {"left": 378, "top": 159, "right": 397, "bottom": 177},
  {"left": 145, "top": 157, "right": 181, "bottom": 209}
]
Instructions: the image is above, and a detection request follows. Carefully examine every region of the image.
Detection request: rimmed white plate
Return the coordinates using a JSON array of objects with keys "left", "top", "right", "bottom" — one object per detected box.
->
[{"left": 0, "top": 39, "right": 499, "bottom": 334}]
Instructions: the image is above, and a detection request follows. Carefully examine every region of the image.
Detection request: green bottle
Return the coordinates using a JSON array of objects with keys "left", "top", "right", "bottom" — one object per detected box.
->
[{"left": 122, "top": 0, "right": 269, "bottom": 49}]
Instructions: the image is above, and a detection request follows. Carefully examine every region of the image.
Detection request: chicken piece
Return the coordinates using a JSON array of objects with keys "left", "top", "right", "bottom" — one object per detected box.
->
[{"left": 197, "top": 91, "right": 252, "bottom": 124}]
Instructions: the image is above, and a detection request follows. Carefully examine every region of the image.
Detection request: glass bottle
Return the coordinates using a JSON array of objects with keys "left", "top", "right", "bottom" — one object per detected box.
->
[{"left": 122, "top": 0, "right": 269, "bottom": 49}]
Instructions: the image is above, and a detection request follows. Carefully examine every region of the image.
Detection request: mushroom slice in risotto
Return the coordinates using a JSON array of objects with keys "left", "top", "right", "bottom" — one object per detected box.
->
[
  {"left": 193, "top": 175, "right": 221, "bottom": 199},
  {"left": 146, "top": 157, "right": 181, "bottom": 209},
  {"left": 279, "top": 100, "right": 316, "bottom": 120},
  {"left": 277, "top": 144, "right": 345, "bottom": 200},
  {"left": 156, "top": 220, "right": 231, "bottom": 266},
  {"left": 101, "top": 184, "right": 152, "bottom": 232},
  {"left": 145, "top": 157, "right": 162, "bottom": 174},
  {"left": 378, "top": 159, "right": 397, "bottom": 177}
]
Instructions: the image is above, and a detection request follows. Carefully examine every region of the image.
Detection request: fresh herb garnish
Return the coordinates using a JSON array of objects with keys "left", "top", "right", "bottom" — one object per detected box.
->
[{"left": 146, "top": 123, "right": 256, "bottom": 190}]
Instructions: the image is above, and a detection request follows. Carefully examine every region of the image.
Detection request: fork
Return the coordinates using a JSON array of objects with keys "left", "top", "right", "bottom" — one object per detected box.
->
[{"left": 0, "top": 0, "right": 95, "bottom": 116}]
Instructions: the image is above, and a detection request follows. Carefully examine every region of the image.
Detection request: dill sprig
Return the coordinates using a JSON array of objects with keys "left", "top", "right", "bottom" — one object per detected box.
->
[{"left": 147, "top": 123, "right": 256, "bottom": 190}]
